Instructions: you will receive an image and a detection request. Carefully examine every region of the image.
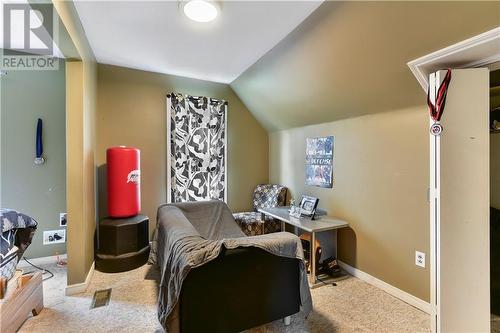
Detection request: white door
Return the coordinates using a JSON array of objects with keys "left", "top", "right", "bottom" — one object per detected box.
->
[{"left": 430, "top": 69, "right": 490, "bottom": 332}]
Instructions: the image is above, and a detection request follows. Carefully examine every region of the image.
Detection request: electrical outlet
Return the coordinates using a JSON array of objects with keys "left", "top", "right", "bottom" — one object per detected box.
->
[
  {"left": 415, "top": 251, "right": 425, "bottom": 268},
  {"left": 59, "top": 212, "right": 67, "bottom": 227},
  {"left": 43, "top": 229, "right": 66, "bottom": 245}
]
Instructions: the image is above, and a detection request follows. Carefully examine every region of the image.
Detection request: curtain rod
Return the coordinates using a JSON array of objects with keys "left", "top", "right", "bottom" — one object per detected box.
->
[{"left": 167, "top": 93, "right": 228, "bottom": 105}]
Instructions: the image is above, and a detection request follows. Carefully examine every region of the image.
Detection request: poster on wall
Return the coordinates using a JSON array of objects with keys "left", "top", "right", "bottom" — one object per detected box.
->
[{"left": 305, "top": 136, "right": 334, "bottom": 188}]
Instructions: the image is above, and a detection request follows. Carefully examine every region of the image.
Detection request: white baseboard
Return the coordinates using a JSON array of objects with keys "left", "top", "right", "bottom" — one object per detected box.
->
[
  {"left": 17, "top": 253, "right": 67, "bottom": 269},
  {"left": 65, "top": 261, "right": 95, "bottom": 296},
  {"left": 338, "top": 260, "right": 431, "bottom": 314},
  {"left": 18, "top": 254, "right": 94, "bottom": 296}
]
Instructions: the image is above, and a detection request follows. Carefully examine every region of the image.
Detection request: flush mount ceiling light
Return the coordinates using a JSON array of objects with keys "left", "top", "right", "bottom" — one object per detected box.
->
[{"left": 181, "top": 0, "right": 219, "bottom": 23}]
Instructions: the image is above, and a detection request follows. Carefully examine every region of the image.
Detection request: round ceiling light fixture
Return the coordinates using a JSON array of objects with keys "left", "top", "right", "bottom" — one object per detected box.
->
[{"left": 182, "top": 0, "right": 219, "bottom": 23}]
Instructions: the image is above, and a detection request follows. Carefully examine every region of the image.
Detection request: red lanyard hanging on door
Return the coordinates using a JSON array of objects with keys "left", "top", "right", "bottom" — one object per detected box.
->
[{"left": 427, "top": 69, "right": 452, "bottom": 136}]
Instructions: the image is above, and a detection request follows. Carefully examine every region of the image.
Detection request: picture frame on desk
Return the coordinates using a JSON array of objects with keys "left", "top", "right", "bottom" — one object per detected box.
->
[
  {"left": 299, "top": 195, "right": 319, "bottom": 219},
  {"left": 289, "top": 205, "right": 302, "bottom": 218}
]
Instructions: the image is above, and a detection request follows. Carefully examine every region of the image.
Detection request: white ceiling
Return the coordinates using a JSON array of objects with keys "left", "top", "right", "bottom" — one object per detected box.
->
[{"left": 74, "top": 1, "right": 323, "bottom": 83}]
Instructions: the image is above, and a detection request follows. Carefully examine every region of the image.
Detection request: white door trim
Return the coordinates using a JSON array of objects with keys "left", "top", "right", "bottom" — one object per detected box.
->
[
  {"left": 429, "top": 71, "right": 445, "bottom": 333},
  {"left": 408, "top": 27, "right": 500, "bottom": 92},
  {"left": 408, "top": 28, "right": 499, "bottom": 333}
]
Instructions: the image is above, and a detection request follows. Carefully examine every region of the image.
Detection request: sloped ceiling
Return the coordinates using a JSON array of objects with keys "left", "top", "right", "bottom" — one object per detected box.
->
[
  {"left": 231, "top": 1, "right": 500, "bottom": 131},
  {"left": 74, "top": 1, "right": 323, "bottom": 83}
]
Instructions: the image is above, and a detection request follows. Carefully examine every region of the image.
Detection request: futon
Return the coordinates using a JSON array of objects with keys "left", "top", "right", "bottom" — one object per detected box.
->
[{"left": 149, "top": 200, "right": 312, "bottom": 333}]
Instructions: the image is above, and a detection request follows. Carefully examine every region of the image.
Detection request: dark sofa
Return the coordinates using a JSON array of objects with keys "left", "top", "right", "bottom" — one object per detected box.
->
[
  {"left": 179, "top": 246, "right": 301, "bottom": 333},
  {"left": 150, "top": 200, "right": 311, "bottom": 332}
]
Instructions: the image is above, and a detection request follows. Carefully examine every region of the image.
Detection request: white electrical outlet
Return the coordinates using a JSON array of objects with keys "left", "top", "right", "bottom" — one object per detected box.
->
[
  {"left": 415, "top": 251, "right": 425, "bottom": 268},
  {"left": 43, "top": 229, "right": 66, "bottom": 245},
  {"left": 59, "top": 212, "right": 67, "bottom": 227}
]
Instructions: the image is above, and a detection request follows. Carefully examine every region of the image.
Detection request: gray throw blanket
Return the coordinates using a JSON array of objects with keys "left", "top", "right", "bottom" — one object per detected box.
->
[{"left": 149, "top": 200, "right": 312, "bottom": 332}]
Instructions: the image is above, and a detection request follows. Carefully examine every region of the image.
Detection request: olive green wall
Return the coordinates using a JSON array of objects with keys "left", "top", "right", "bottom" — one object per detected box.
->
[
  {"left": 231, "top": 1, "right": 500, "bottom": 131},
  {"left": 232, "top": 0, "right": 500, "bottom": 303},
  {"left": 269, "top": 107, "right": 429, "bottom": 301},
  {"left": 96, "top": 64, "right": 269, "bottom": 233},
  {"left": 0, "top": 61, "right": 66, "bottom": 258}
]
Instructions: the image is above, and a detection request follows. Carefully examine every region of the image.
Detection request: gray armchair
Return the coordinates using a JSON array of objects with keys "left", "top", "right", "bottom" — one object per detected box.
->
[{"left": 233, "top": 184, "right": 287, "bottom": 236}]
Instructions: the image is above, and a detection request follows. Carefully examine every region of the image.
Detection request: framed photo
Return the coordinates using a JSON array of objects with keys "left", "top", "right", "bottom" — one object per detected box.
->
[
  {"left": 299, "top": 195, "right": 319, "bottom": 218},
  {"left": 306, "top": 136, "right": 334, "bottom": 188}
]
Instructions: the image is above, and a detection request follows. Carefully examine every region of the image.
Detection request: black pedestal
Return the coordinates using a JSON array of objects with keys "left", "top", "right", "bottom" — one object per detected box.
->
[{"left": 96, "top": 214, "right": 150, "bottom": 273}]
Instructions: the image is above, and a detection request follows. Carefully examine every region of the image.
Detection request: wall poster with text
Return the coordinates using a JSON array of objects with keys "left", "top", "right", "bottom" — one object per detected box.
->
[{"left": 305, "top": 136, "right": 334, "bottom": 188}]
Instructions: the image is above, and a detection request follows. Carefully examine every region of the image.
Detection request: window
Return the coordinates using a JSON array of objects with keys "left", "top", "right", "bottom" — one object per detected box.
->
[{"left": 166, "top": 93, "right": 227, "bottom": 203}]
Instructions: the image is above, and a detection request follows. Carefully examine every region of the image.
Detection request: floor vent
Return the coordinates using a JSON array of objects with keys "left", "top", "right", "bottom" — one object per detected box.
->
[{"left": 90, "top": 288, "right": 112, "bottom": 309}]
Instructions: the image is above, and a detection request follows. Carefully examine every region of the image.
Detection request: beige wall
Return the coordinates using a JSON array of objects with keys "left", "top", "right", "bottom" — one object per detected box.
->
[
  {"left": 231, "top": 1, "right": 500, "bottom": 131},
  {"left": 232, "top": 0, "right": 500, "bottom": 303},
  {"left": 270, "top": 106, "right": 429, "bottom": 301},
  {"left": 54, "top": 0, "right": 97, "bottom": 286},
  {"left": 96, "top": 64, "right": 268, "bottom": 232}
]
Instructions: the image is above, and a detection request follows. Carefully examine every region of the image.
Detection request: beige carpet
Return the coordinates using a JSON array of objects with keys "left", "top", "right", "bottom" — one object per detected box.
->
[
  {"left": 19, "top": 263, "right": 430, "bottom": 333},
  {"left": 493, "top": 314, "right": 500, "bottom": 333}
]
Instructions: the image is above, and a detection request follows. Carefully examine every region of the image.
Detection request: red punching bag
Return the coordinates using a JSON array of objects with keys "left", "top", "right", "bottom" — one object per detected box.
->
[{"left": 107, "top": 146, "right": 140, "bottom": 218}]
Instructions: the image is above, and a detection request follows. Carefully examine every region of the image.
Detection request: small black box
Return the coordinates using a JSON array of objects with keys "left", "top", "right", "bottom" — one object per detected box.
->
[{"left": 96, "top": 214, "right": 150, "bottom": 273}]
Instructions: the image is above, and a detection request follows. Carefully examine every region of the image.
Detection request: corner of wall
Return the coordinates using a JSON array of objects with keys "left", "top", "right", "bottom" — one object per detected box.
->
[{"left": 54, "top": 0, "right": 98, "bottom": 285}]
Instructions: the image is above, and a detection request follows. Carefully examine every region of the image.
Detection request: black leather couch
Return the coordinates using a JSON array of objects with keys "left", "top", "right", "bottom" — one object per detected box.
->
[{"left": 179, "top": 246, "right": 301, "bottom": 333}]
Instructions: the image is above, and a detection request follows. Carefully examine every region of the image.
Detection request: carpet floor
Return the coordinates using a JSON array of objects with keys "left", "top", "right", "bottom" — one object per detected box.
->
[
  {"left": 493, "top": 314, "right": 500, "bottom": 333},
  {"left": 18, "top": 263, "right": 431, "bottom": 332}
]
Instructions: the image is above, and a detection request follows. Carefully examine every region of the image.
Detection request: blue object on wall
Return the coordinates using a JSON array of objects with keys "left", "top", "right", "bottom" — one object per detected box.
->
[{"left": 34, "top": 118, "right": 45, "bottom": 165}]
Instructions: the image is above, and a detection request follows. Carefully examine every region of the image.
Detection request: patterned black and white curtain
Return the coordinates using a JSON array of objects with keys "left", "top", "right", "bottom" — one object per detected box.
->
[{"left": 167, "top": 93, "right": 227, "bottom": 203}]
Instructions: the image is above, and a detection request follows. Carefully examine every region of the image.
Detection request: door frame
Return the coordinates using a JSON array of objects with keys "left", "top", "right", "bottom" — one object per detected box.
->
[
  {"left": 408, "top": 27, "right": 500, "bottom": 92},
  {"left": 408, "top": 26, "right": 500, "bottom": 333}
]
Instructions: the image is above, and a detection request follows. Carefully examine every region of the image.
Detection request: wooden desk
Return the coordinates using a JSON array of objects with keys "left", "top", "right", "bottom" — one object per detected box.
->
[{"left": 259, "top": 207, "right": 349, "bottom": 286}]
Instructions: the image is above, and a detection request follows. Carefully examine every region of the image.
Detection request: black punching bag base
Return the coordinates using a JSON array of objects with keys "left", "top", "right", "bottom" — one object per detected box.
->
[{"left": 96, "top": 245, "right": 150, "bottom": 273}]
